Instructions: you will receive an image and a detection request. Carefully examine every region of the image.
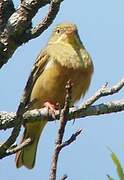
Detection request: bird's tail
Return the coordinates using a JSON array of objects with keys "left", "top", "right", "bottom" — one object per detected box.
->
[{"left": 15, "top": 120, "right": 47, "bottom": 169}]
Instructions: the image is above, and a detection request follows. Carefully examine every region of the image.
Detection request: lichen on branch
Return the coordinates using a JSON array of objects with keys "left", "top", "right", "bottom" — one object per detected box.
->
[{"left": 0, "top": 0, "right": 64, "bottom": 68}]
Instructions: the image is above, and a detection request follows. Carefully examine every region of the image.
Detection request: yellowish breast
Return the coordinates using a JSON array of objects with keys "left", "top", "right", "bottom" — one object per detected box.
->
[
  {"left": 30, "top": 43, "right": 93, "bottom": 109},
  {"left": 30, "top": 65, "right": 93, "bottom": 109}
]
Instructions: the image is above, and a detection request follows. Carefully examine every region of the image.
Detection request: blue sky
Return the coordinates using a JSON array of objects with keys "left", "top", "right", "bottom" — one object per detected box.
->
[{"left": 0, "top": 0, "right": 124, "bottom": 179}]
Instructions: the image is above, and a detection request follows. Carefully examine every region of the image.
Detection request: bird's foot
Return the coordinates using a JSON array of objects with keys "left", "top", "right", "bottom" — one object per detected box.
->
[{"left": 44, "top": 102, "right": 56, "bottom": 119}]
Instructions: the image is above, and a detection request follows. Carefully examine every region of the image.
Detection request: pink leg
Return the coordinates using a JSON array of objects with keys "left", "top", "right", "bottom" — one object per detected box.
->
[{"left": 44, "top": 102, "right": 56, "bottom": 119}]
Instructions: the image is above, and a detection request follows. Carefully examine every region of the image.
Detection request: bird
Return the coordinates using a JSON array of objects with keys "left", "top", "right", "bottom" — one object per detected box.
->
[{"left": 15, "top": 22, "right": 94, "bottom": 169}]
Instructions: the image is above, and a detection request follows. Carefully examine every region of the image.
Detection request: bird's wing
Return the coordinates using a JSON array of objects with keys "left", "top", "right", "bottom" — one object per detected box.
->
[{"left": 18, "top": 49, "right": 50, "bottom": 111}]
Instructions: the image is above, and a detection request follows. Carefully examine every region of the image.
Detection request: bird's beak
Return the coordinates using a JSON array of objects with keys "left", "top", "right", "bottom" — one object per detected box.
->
[{"left": 66, "top": 27, "right": 76, "bottom": 36}]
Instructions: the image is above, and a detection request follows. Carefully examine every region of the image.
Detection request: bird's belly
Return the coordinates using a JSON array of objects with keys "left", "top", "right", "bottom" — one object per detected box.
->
[{"left": 30, "top": 63, "right": 91, "bottom": 109}]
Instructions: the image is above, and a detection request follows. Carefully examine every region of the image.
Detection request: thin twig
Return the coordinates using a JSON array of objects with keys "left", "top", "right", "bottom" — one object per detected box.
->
[
  {"left": 81, "top": 78, "right": 124, "bottom": 108},
  {"left": 28, "top": 0, "right": 64, "bottom": 40},
  {"left": 0, "top": 138, "right": 31, "bottom": 159},
  {"left": 60, "top": 129, "right": 82, "bottom": 149},
  {"left": 49, "top": 80, "right": 72, "bottom": 180},
  {"left": 0, "top": 80, "right": 31, "bottom": 158}
]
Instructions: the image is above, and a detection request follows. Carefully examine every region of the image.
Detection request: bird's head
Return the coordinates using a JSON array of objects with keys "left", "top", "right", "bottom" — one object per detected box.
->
[{"left": 49, "top": 23, "right": 83, "bottom": 49}]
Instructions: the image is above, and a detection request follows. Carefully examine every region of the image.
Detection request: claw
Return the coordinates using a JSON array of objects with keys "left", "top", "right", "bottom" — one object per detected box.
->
[{"left": 44, "top": 102, "right": 56, "bottom": 119}]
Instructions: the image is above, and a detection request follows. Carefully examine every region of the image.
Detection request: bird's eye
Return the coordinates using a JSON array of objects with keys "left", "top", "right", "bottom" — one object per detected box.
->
[{"left": 56, "top": 28, "right": 60, "bottom": 34}]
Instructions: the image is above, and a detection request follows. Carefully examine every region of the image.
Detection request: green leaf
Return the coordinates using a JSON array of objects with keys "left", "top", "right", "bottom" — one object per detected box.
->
[{"left": 110, "top": 150, "right": 124, "bottom": 180}]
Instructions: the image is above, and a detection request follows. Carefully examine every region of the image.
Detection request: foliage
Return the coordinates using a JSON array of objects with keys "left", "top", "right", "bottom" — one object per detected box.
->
[{"left": 107, "top": 149, "right": 124, "bottom": 180}]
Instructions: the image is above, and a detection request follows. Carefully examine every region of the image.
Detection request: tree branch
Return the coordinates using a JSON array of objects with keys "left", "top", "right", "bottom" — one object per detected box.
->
[
  {"left": 81, "top": 77, "right": 124, "bottom": 108},
  {"left": 0, "top": 78, "right": 124, "bottom": 160},
  {"left": 0, "top": 99, "right": 124, "bottom": 131},
  {"left": 49, "top": 81, "right": 82, "bottom": 180},
  {"left": 0, "top": 138, "right": 31, "bottom": 159},
  {"left": 24, "top": 0, "right": 64, "bottom": 41},
  {"left": 0, "top": 78, "right": 124, "bottom": 130},
  {"left": 0, "top": 0, "right": 64, "bottom": 68},
  {"left": 0, "top": 0, "right": 15, "bottom": 33},
  {"left": 60, "top": 129, "right": 82, "bottom": 149},
  {"left": 49, "top": 80, "right": 72, "bottom": 180}
]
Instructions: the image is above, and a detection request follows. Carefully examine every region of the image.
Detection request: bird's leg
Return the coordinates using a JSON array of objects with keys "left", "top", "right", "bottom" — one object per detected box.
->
[{"left": 44, "top": 102, "right": 56, "bottom": 119}]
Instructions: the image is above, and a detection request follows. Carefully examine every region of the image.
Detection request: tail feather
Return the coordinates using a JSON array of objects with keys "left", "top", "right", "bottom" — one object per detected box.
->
[{"left": 15, "top": 120, "right": 47, "bottom": 169}]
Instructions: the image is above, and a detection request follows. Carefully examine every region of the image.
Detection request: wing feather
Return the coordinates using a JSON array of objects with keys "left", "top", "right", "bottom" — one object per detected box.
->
[{"left": 18, "top": 50, "right": 50, "bottom": 111}]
